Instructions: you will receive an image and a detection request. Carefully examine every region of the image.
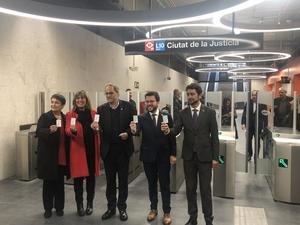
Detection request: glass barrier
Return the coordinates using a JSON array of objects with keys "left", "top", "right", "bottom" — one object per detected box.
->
[
  {"left": 234, "top": 91, "right": 248, "bottom": 173},
  {"left": 206, "top": 91, "right": 222, "bottom": 128},
  {"left": 256, "top": 91, "right": 273, "bottom": 175},
  {"left": 274, "top": 90, "right": 294, "bottom": 129}
]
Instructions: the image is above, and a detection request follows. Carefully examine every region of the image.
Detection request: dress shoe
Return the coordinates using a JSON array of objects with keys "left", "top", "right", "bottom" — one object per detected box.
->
[
  {"left": 163, "top": 213, "right": 172, "bottom": 225},
  {"left": 101, "top": 209, "right": 116, "bottom": 220},
  {"left": 205, "top": 215, "right": 214, "bottom": 225},
  {"left": 119, "top": 209, "right": 128, "bottom": 221},
  {"left": 185, "top": 217, "right": 197, "bottom": 225},
  {"left": 86, "top": 202, "right": 93, "bottom": 216},
  {"left": 147, "top": 209, "right": 158, "bottom": 221},
  {"left": 44, "top": 210, "right": 52, "bottom": 219},
  {"left": 56, "top": 210, "right": 64, "bottom": 217},
  {"left": 77, "top": 203, "right": 85, "bottom": 217}
]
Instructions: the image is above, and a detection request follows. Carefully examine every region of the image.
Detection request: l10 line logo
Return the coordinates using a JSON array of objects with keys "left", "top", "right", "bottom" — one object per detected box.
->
[{"left": 145, "top": 40, "right": 166, "bottom": 52}]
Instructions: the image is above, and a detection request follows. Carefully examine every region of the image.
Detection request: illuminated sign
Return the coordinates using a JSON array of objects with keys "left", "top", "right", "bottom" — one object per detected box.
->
[
  {"left": 219, "top": 155, "right": 225, "bottom": 165},
  {"left": 278, "top": 158, "right": 288, "bottom": 168},
  {"left": 125, "top": 34, "right": 263, "bottom": 55}
]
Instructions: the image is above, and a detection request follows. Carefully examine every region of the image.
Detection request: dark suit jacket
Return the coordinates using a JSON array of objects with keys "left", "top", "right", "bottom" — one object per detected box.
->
[
  {"left": 137, "top": 112, "right": 176, "bottom": 163},
  {"left": 36, "top": 111, "right": 70, "bottom": 180},
  {"left": 97, "top": 100, "right": 136, "bottom": 160},
  {"left": 241, "top": 100, "right": 268, "bottom": 131},
  {"left": 172, "top": 105, "right": 219, "bottom": 162}
]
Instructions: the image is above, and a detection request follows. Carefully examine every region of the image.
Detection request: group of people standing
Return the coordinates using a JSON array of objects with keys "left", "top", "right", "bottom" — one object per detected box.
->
[
  {"left": 222, "top": 88, "right": 293, "bottom": 162},
  {"left": 36, "top": 83, "right": 219, "bottom": 225}
]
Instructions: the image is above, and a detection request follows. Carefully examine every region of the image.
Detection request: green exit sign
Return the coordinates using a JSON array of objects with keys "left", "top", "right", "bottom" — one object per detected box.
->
[
  {"left": 278, "top": 158, "right": 288, "bottom": 168},
  {"left": 218, "top": 155, "right": 225, "bottom": 164}
]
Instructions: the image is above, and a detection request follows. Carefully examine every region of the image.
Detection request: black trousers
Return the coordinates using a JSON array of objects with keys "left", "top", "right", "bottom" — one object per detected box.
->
[
  {"left": 42, "top": 166, "right": 65, "bottom": 211},
  {"left": 74, "top": 175, "right": 96, "bottom": 204},
  {"left": 104, "top": 145, "right": 130, "bottom": 211},
  {"left": 143, "top": 161, "right": 171, "bottom": 213},
  {"left": 248, "top": 128, "right": 261, "bottom": 157},
  {"left": 184, "top": 154, "right": 213, "bottom": 223}
]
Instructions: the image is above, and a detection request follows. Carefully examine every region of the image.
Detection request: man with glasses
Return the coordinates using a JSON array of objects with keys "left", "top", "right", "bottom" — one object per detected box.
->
[{"left": 97, "top": 84, "right": 136, "bottom": 221}]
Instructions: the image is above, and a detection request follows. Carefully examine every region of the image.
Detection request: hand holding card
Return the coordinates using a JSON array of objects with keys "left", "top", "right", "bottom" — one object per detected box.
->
[{"left": 56, "top": 119, "right": 62, "bottom": 128}]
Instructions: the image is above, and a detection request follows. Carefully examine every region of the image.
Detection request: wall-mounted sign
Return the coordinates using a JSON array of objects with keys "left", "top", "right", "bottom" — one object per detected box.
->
[
  {"left": 278, "top": 158, "right": 288, "bottom": 168},
  {"left": 125, "top": 33, "right": 263, "bottom": 55}
]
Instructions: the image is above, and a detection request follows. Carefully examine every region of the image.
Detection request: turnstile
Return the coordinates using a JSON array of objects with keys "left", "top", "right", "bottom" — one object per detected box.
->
[
  {"left": 170, "top": 132, "right": 185, "bottom": 193},
  {"left": 16, "top": 129, "right": 38, "bottom": 181},
  {"left": 128, "top": 136, "right": 143, "bottom": 184},
  {"left": 213, "top": 132, "right": 236, "bottom": 198},
  {"left": 272, "top": 136, "right": 300, "bottom": 204}
]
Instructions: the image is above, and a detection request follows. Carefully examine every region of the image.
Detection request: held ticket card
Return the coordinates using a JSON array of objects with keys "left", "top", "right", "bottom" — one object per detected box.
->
[
  {"left": 162, "top": 115, "right": 168, "bottom": 123},
  {"left": 71, "top": 117, "right": 76, "bottom": 126},
  {"left": 94, "top": 114, "right": 100, "bottom": 122},
  {"left": 133, "top": 115, "right": 138, "bottom": 123},
  {"left": 56, "top": 119, "right": 62, "bottom": 128}
]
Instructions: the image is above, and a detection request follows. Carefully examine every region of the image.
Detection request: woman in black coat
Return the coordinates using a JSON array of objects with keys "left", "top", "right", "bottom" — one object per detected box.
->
[{"left": 36, "top": 94, "right": 70, "bottom": 218}]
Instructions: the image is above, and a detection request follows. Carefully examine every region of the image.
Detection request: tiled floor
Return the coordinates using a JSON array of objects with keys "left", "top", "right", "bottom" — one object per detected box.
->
[{"left": 0, "top": 170, "right": 300, "bottom": 225}]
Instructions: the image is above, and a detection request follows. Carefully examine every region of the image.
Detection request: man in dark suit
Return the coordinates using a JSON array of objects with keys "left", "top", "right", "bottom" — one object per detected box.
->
[
  {"left": 97, "top": 84, "right": 136, "bottom": 221},
  {"left": 130, "top": 91, "right": 176, "bottom": 225},
  {"left": 162, "top": 83, "right": 219, "bottom": 225},
  {"left": 274, "top": 88, "right": 293, "bottom": 127},
  {"left": 241, "top": 90, "right": 268, "bottom": 161}
]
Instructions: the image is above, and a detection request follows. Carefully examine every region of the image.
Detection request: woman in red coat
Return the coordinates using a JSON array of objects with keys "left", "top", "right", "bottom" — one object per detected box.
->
[{"left": 66, "top": 90, "right": 100, "bottom": 216}]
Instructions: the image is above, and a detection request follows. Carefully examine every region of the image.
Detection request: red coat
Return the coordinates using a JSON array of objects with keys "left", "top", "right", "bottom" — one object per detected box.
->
[{"left": 65, "top": 110, "right": 100, "bottom": 178}]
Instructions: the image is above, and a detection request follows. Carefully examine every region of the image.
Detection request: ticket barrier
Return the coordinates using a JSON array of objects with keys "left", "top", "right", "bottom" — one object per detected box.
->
[
  {"left": 272, "top": 132, "right": 300, "bottom": 204},
  {"left": 213, "top": 131, "right": 236, "bottom": 199},
  {"left": 16, "top": 125, "right": 38, "bottom": 181}
]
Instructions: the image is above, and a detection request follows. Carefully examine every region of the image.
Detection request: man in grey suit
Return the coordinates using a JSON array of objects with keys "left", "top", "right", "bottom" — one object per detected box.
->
[{"left": 162, "top": 83, "right": 219, "bottom": 225}]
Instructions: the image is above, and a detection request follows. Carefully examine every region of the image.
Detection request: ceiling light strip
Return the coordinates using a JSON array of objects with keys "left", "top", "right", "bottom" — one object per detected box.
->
[
  {"left": 228, "top": 67, "right": 278, "bottom": 73},
  {"left": 229, "top": 75, "right": 266, "bottom": 79},
  {"left": 0, "top": 0, "right": 265, "bottom": 26},
  {"left": 215, "top": 51, "right": 291, "bottom": 63}
]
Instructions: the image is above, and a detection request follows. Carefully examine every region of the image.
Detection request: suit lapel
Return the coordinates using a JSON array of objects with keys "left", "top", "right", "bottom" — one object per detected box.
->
[
  {"left": 146, "top": 112, "right": 155, "bottom": 128},
  {"left": 184, "top": 108, "right": 194, "bottom": 128},
  {"left": 104, "top": 103, "right": 111, "bottom": 128},
  {"left": 119, "top": 101, "right": 125, "bottom": 128},
  {"left": 157, "top": 112, "right": 163, "bottom": 130},
  {"left": 196, "top": 105, "right": 205, "bottom": 129}
]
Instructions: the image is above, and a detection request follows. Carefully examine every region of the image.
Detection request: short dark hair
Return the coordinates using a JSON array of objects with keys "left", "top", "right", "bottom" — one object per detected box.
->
[
  {"left": 145, "top": 91, "right": 160, "bottom": 102},
  {"left": 186, "top": 83, "right": 202, "bottom": 95},
  {"left": 51, "top": 94, "right": 66, "bottom": 105}
]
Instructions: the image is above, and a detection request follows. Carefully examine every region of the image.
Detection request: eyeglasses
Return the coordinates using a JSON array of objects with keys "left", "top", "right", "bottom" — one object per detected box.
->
[{"left": 105, "top": 92, "right": 115, "bottom": 96}]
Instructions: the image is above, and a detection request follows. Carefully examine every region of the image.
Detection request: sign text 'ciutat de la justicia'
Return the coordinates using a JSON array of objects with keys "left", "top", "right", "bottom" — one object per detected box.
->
[{"left": 125, "top": 33, "right": 263, "bottom": 55}]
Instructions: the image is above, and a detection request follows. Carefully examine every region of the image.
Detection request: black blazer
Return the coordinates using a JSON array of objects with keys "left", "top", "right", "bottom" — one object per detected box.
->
[
  {"left": 36, "top": 111, "right": 70, "bottom": 180},
  {"left": 172, "top": 105, "right": 219, "bottom": 162},
  {"left": 137, "top": 112, "right": 176, "bottom": 163},
  {"left": 241, "top": 100, "right": 268, "bottom": 131},
  {"left": 97, "top": 100, "right": 136, "bottom": 160}
]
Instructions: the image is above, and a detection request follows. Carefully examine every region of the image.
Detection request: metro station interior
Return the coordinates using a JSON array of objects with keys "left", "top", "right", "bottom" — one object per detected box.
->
[{"left": 0, "top": 0, "right": 300, "bottom": 225}]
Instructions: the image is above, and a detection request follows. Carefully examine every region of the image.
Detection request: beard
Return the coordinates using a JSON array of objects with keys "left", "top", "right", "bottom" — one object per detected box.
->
[
  {"left": 147, "top": 105, "right": 157, "bottom": 112},
  {"left": 188, "top": 99, "right": 199, "bottom": 106}
]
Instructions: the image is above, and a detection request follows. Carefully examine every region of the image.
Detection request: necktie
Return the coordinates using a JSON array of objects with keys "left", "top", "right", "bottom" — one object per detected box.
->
[
  {"left": 152, "top": 113, "right": 157, "bottom": 127},
  {"left": 192, "top": 109, "right": 198, "bottom": 128}
]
